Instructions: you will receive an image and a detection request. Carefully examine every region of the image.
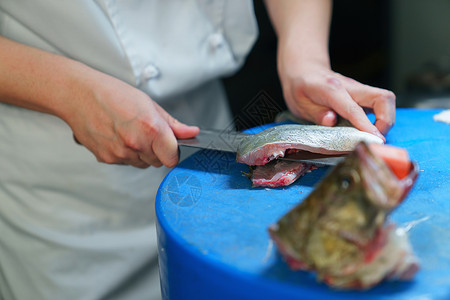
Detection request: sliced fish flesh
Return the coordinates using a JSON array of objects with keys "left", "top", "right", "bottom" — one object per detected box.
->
[
  {"left": 237, "top": 124, "right": 383, "bottom": 187},
  {"left": 249, "top": 160, "right": 317, "bottom": 188},
  {"left": 237, "top": 124, "right": 384, "bottom": 166}
]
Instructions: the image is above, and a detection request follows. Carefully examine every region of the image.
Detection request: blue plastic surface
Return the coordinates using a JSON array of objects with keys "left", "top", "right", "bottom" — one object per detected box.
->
[{"left": 156, "top": 109, "right": 450, "bottom": 300}]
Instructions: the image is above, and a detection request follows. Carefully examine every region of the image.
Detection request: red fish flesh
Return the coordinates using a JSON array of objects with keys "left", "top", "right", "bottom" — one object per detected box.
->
[{"left": 250, "top": 160, "right": 317, "bottom": 188}]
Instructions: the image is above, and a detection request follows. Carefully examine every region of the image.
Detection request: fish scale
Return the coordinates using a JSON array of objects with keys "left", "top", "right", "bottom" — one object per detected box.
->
[{"left": 236, "top": 124, "right": 384, "bottom": 166}]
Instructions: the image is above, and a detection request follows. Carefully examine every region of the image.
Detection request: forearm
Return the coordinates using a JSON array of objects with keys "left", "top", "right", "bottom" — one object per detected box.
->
[
  {"left": 0, "top": 35, "right": 199, "bottom": 168},
  {"left": 264, "top": 0, "right": 332, "bottom": 71},
  {"left": 263, "top": 0, "right": 393, "bottom": 138},
  {"left": 0, "top": 36, "right": 94, "bottom": 122}
]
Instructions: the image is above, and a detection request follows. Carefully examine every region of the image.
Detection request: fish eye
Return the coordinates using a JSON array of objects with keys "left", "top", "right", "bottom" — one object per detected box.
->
[
  {"left": 339, "top": 169, "right": 361, "bottom": 190},
  {"left": 341, "top": 177, "right": 351, "bottom": 190}
]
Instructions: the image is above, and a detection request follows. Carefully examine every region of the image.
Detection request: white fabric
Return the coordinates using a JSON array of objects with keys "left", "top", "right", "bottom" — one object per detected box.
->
[{"left": 0, "top": 1, "right": 257, "bottom": 299}]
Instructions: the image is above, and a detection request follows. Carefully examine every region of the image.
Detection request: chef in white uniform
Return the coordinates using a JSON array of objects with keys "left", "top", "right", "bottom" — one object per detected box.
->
[{"left": 0, "top": 1, "right": 395, "bottom": 300}]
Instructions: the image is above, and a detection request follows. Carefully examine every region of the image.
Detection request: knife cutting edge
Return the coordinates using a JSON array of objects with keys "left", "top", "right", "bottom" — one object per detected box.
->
[{"left": 177, "top": 128, "right": 344, "bottom": 166}]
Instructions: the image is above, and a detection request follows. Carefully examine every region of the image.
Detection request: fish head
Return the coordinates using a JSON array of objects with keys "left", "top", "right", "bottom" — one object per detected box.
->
[
  {"left": 268, "top": 142, "right": 419, "bottom": 288},
  {"left": 320, "top": 142, "right": 419, "bottom": 234}
]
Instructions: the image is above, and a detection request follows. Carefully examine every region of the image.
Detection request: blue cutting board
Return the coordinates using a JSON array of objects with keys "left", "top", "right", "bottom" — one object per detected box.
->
[{"left": 156, "top": 108, "right": 450, "bottom": 300}]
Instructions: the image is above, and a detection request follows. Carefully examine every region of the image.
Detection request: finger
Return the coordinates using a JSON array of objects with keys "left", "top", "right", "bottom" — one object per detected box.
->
[
  {"left": 73, "top": 134, "right": 83, "bottom": 145},
  {"left": 130, "top": 160, "right": 151, "bottom": 169},
  {"left": 299, "top": 100, "right": 338, "bottom": 127},
  {"left": 171, "top": 120, "right": 199, "bottom": 139},
  {"left": 111, "top": 131, "right": 153, "bottom": 167},
  {"left": 152, "top": 161, "right": 163, "bottom": 168},
  {"left": 339, "top": 75, "right": 396, "bottom": 135},
  {"left": 151, "top": 104, "right": 199, "bottom": 167},
  {"left": 137, "top": 153, "right": 162, "bottom": 168},
  {"left": 97, "top": 146, "right": 150, "bottom": 169},
  {"left": 151, "top": 123, "right": 179, "bottom": 168},
  {"left": 315, "top": 77, "right": 385, "bottom": 141},
  {"left": 155, "top": 104, "right": 199, "bottom": 139},
  {"left": 315, "top": 109, "right": 338, "bottom": 127},
  {"left": 118, "top": 150, "right": 150, "bottom": 169},
  {"left": 287, "top": 90, "right": 338, "bottom": 127},
  {"left": 123, "top": 104, "right": 180, "bottom": 168},
  {"left": 138, "top": 129, "right": 174, "bottom": 168}
]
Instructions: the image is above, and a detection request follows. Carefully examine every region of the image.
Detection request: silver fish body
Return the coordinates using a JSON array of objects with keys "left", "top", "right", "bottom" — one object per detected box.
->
[{"left": 237, "top": 125, "right": 383, "bottom": 166}]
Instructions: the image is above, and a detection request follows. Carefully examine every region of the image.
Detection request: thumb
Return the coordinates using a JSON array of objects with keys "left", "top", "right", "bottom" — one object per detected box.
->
[
  {"left": 314, "top": 109, "right": 338, "bottom": 127},
  {"left": 289, "top": 96, "right": 338, "bottom": 127},
  {"left": 169, "top": 118, "right": 199, "bottom": 139},
  {"left": 155, "top": 104, "right": 199, "bottom": 139}
]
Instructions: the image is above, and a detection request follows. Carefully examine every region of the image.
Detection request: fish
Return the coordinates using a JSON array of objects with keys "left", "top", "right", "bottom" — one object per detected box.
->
[
  {"left": 249, "top": 160, "right": 317, "bottom": 188},
  {"left": 237, "top": 124, "right": 384, "bottom": 166},
  {"left": 268, "top": 142, "right": 419, "bottom": 289},
  {"left": 236, "top": 124, "right": 384, "bottom": 187}
]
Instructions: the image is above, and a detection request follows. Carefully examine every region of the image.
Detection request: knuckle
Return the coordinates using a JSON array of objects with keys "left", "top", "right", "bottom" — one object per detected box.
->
[
  {"left": 133, "top": 162, "right": 150, "bottom": 169},
  {"left": 141, "top": 118, "right": 161, "bottom": 136},
  {"left": 97, "top": 145, "right": 132, "bottom": 165},
  {"left": 168, "top": 117, "right": 180, "bottom": 127},
  {"left": 117, "top": 127, "right": 144, "bottom": 152},
  {"left": 325, "top": 75, "right": 343, "bottom": 91},
  {"left": 375, "top": 90, "right": 396, "bottom": 104},
  {"left": 379, "top": 115, "right": 395, "bottom": 128},
  {"left": 151, "top": 161, "right": 163, "bottom": 168},
  {"left": 139, "top": 153, "right": 157, "bottom": 165},
  {"left": 97, "top": 153, "right": 117, "bottom": 164},
  {"left": 113, "top": 148, "right": 131, "bottom": 161},
  {"left": 123, "top": 136, "right": 142, "bottom": 152}
]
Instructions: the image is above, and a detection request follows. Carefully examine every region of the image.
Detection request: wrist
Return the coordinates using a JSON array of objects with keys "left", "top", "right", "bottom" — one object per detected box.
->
[
  {"left": 277, "top": 40, "right": 330, "bottom": 83},
  {"left": 47, "top": 58, "right": 94, "bottom": 124}
]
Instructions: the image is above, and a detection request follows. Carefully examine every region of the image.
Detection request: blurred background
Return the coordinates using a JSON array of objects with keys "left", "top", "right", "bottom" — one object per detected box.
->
[{"left": 224, "top": 0, "right": 450, "bottom": 130}]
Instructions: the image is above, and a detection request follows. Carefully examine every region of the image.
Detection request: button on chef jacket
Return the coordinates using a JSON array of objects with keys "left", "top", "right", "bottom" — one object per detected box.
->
[{"left": 0, "top": 1, "right": 258, "bottom": 300}]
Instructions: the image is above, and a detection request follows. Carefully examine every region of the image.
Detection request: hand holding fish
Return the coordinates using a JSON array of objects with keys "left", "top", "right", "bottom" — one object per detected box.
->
[
  {"left": 279, "top": 61, "right": 395, "bottom": 140},
  {"left": 265, "top": 0, "right": 395, "bottom": 141}
]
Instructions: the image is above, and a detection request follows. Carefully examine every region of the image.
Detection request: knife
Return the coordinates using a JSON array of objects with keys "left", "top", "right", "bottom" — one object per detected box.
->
[{"left": 177, "top": 129, "right": 344, "bottom": 166}]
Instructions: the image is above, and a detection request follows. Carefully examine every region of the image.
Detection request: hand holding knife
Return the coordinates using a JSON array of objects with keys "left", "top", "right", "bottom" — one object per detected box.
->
[{"left": 177, "top": 128, "right": 345, "bottom": 166}]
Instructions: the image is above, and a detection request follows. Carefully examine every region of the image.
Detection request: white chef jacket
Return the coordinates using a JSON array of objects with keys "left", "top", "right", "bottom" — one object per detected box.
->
[{"left": 0, "top": 1, "right": 258, "bottom": 300}]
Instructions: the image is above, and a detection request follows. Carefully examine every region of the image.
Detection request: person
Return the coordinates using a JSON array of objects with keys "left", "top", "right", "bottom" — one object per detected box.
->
[{"left": 0, "top": 1, "right": 395, "bottom": 299}]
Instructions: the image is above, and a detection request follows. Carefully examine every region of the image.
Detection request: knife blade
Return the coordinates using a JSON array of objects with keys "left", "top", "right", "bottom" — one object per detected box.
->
[
  {"left": 177, "top": 128, "right": 246, "bottom": 153},
  {"left": 177, "top": 129, "right": 344, "bottom": 166}
]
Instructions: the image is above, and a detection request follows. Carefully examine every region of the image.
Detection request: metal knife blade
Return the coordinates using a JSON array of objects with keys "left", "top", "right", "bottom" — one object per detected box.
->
[
  {"left": 177, "top": 128, "right": 247, "bottom": 153},
  {"left": 177, "top": 129, "right": 344, "bottom": 166},
  {"left": 281, "top": 151, "right": 345, "bottom": 167}
]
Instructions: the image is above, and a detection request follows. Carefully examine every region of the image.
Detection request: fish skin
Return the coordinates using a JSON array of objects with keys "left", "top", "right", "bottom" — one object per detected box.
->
[
  {"left": 237, "top": 125, "right": 384, "bottom": 166},
  {"left": 268, "top": 142, "right": 419, "bottom": 290}
]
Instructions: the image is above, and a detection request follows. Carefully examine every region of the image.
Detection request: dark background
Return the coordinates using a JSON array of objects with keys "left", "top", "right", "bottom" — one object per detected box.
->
[{"left": 223, "top": 0, "right": 392, "bottom": 131}]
